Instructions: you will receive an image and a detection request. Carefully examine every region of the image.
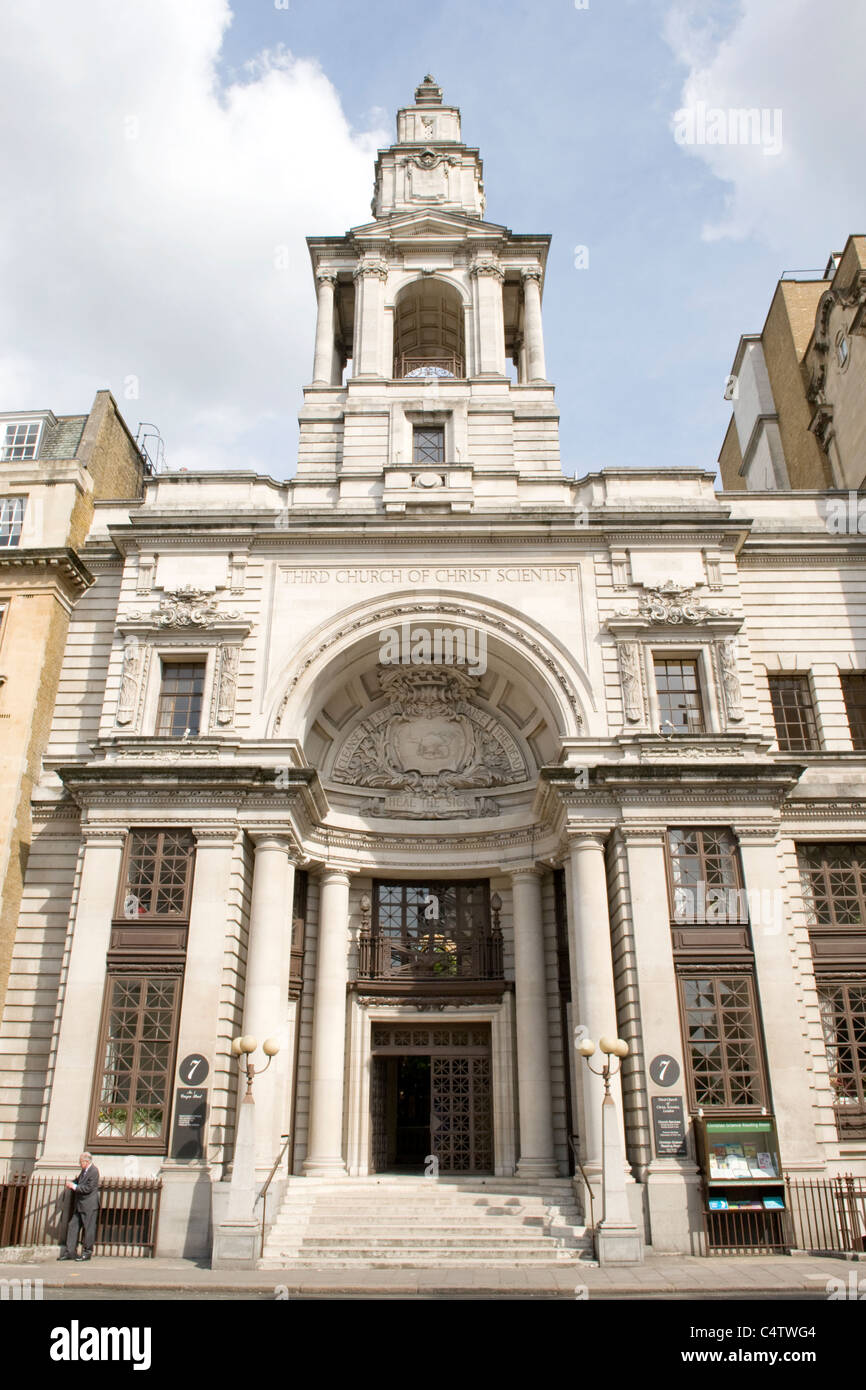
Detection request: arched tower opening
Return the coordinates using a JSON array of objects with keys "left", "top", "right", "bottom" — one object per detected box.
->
[{"left": 393, "top": 278, "right": 465, "bottom": 379}]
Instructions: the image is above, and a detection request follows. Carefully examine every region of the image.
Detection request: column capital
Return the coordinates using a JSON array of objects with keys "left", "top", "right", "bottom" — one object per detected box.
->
[
  {"left": 317, "top": 865, "right": 353, "bottom": 886},
  {"left": 508, "top": 862, "right": 542, "bottom": 880},
  {"left": 247, "top": 830, "right": 290, "bottom": 853},
  {"left": 470, "top": 256, "right": 504, "bottom": 282},
  {"left": 80, "top": 827, "right": 127, "bottom": 847},
  {"left": 521, "top": 266, "right": 543, "bottom": 284},
  {"left": 563, "top": 829, "right": 611, "bottom": 854},
  {"left": 353, "top": 258, "right": 389, "bottom": 282},
  {"left": 191, "top": 825, "right": 238, "bottom": 847},
  {"left": 315, "top": 270, "right": 338, "bottom": 287},
  {"left": 731, "top": 824, "right": 781, "bottom": 846},
  {"left": 619, "top": 825, "right": 667, "bottom": 847}
]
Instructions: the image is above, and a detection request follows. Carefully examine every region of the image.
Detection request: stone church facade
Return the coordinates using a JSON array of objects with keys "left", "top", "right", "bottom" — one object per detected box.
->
[{"left": 1, "top": 78, "right": 864, "bottom": 1260}]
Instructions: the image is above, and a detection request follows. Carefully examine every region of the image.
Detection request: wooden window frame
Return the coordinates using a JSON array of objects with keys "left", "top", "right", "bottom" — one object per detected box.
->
[
  {"left": 652, "top": 654, "right": 706, "bottom": 734},
  {"left": 840, "top": 673, "right": 866, "bottom": 750},
  {"left": 155, "top": 657, "right": 207, "bottom": 737},
  {"left": 114, "top": 829, "right": 196, "bottom": 924},
  {"left": 817, "top": 975, "right": 866, "bottom": 1139},
  {"left": 798, "top": 843, "right": 866, "bottom": 931},
  {"left": 86, "top": 966, "right": 183, "bottom": 1154},
  {"left": 767, "top": 672, "right": 820, "bottom": 752},
  {"left": 677, "top": 967, "right": 770, "bottom": 1115},
  {"left": 664, "top": 827, "right": 745, "bottom": 924}
]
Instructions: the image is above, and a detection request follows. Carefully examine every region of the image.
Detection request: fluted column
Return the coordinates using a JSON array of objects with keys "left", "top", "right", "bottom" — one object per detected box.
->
[
  {"left": 510, "top": 867, "right": 556, "bottom": 1176},
  {"left": 311, "top": 272, "right": 337, "bottom": 385},
  {"left": 564, "top": 831, "right": 624, "bottom": 1171},
  {"left": 40, "top": 830, "right": 127, "bottom": 1161},
  {"left": 303, "top": 867, "right": 351, "bottom": 1175},
  {"left": 352, "top": 259, "right": 389, "bottom": 377},
  {"left": 243, "top": 834, "right": 295, "bottom": 1169},
  {"left": 521, "top": 267, "right": 547, "bottom": 381},
  {"left": 470, "top": 258, "right": 506, "bottom": 376}
]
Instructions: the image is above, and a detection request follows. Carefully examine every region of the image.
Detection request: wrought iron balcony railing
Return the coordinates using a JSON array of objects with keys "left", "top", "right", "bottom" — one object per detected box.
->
[
  {"left": 358, "top": 929, "right": 503, "bottom": 982},
  {"left": 398, "top": 354, "right": 464, "bottom": 379}
]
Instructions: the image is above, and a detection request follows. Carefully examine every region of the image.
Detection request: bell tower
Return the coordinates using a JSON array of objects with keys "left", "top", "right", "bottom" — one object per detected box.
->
[{"left": 296, "top": 77, "right": 560, "bottom": 510}]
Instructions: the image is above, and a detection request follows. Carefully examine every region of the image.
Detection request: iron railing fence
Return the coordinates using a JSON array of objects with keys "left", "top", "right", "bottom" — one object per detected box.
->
[
  {"left": 786, "top": 1174, "right": 866, "bottom": 1256},
  {"left": 0, "top": 1173, "right": 161, "bottom": 1257},
  {"left": 702, "top": 1175, "right": 866, "bottom": 1256}
]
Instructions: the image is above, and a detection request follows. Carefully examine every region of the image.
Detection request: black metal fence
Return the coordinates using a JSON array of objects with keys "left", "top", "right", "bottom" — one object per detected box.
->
[
  {"left": 0, "top": 1173, "right": 161, "bottom": 1257},
  {"left": 787, "top": 1174, "right": 866, "bottom": 1256},
  {"left": 702, "top": 1174, "right": 866, "bottom": 1256}
]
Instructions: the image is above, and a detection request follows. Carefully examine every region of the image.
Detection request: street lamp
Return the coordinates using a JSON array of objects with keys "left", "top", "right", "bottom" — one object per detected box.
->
[
  {"left": 576, "top": 1033, "right": 642, "bottom": 1265},
  {"left": 231, "top": 1034, "right": 280, "bottom": 1097}
]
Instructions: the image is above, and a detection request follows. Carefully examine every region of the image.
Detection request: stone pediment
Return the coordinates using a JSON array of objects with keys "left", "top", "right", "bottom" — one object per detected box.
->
[
  {"left": 330, "top": 666, "right": 529, "bottom": 820},
  {"left": 351, "top": 210, "right": 509, "bottom": 245}
]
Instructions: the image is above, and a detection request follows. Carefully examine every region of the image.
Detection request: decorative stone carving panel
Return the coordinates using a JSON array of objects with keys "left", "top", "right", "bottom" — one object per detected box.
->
[{"left": 331, "top": 666, "right": 529, "bottom": 820}]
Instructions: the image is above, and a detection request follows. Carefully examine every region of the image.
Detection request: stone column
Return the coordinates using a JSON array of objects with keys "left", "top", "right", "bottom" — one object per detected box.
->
[
  {"left": 470, "top": 258, "right": 506, "bottom": 376},
  {"left": 311, "top": 272, "right": 337, "bottom": 385},
  {"left": 303, "top": 867, "right": 351, "bottom": 1175},
  {"left": 243, "top": 834, "right": 295, "bottom": 1170},
  {"left": 563, "top": 832, "right": 625, "bottom": 1172},
  {"left": 736, "top": 829, "right": 824, "bottom": 1172},
  {"left": 40, "top": 830, "right": 127, "bottom": 1162},
  {"left": 521, "top": 268, "right": 547, "bottom": 382},
  {"left": 352, "top": 259, "right": 389, "bottom": 378},
  {"left": 510, "top": 867, "right": 556, "bottom": 1176}
]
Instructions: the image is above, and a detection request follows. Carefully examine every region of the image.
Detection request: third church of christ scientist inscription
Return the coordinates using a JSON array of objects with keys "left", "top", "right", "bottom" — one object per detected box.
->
[{"left": 331, "top": 666, "right": 528, "bottom": 819}]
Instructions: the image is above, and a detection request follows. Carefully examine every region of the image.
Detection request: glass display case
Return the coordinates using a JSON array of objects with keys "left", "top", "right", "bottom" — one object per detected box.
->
[{"left": 694, "top": 1117, "right": 788, "bottom": 1252}]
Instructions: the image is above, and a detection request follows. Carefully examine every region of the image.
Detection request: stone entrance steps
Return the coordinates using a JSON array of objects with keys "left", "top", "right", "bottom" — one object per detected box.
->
[{"left": 259, "top": 1176, "right": 590, "bottom": 1268}]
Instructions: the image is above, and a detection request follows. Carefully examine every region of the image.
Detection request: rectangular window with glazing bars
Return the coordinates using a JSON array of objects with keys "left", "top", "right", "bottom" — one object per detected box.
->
[
  {"left": 362, "top": 880, "right": 501, "bottom": 982},
  {"left": 156, "top": 660, "right": 205, "bottom": 736},
  {"left": 678, "top": 971, "right": 768, "bottom": 1111},
  {"left": 841, "top": 673, "right": 866, "bottom": 750},
  {"left": 818, "top": 980, "right": 866, "bottom": 1138},
  {"left": 116, "top": 830, "right": 195, "bottom": 922},
  {"left": 666, "top": 828, "right": 745, "bottom": 924},
  {"left": 413, "top": 426, "right": 445, "bottom": 465},
  {"left": 88, "top": 971, "right": 182, "bottom": 1151},
  {"left": 767, "top": 673, "right": 819, "bottom": 751}
]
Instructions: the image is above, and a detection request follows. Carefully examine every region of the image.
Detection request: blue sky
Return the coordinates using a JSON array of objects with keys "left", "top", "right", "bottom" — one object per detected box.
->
[{"left": 1, "top": 0, "right": 863, "bottom": 479}]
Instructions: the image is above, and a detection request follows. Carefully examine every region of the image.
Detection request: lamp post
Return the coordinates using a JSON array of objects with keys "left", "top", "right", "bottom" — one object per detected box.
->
[
  {"left": 577, "top": 1034, "right": 643, "bottom": 1265},
  {"left": 212, "top": 1034, "right": 280, "bottom": 1268}
]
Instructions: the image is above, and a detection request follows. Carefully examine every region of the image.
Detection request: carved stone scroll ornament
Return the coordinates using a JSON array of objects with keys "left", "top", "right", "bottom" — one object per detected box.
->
[
  {"left": 126, "top": 585, "right": 240, "bottom": 629},
  {"left": 718, "top": 639, "right": 745, "bottom": 723},
  {"left": 615, "top": 582, "right": 732, "bottom": 626},
  {"left": 618, "top": 641, "right": 644, "bottom": 724},
  {"left": 116, "top": 641, "right": 143, "bottom": 725},
  {"left": 332, "top": 665, "right": 528, "bottom": 819}
]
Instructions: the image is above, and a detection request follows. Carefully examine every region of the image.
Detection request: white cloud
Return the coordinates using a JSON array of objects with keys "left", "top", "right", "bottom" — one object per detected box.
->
[
  {"left": 0, "top": 1, "right": 387, "bottom": 475},
  {"left": 664, "top": 0, "right": 866, "bottom": 250}
]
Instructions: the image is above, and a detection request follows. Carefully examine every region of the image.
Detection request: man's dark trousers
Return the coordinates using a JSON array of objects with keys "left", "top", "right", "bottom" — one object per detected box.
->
[{"left": 65, "top": 1164, "right": 100, "bottom": 1256}]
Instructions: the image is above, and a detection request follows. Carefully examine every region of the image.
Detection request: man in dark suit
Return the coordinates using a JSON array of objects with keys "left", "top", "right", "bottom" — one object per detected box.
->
[{"left": 59, "top": 1152, "right": 100, "bottom": 1261}]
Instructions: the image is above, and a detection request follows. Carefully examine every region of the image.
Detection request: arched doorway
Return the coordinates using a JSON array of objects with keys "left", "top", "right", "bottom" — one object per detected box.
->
[{"left": 393, "top": 278, "right": 465, "bottom": 378}]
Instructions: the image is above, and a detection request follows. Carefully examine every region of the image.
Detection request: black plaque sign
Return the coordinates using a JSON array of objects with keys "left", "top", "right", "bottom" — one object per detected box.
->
[
  {"left": 178, "top": 1053, "right": 209, "bottom": 1085},
  {"left": 170, "top": 1087, "right": 208, "bottom": 1161},
  {"left": 651, "top": 1095, "right": 688, "bottom": 1157},
  {"left": 649, "top": 1054, "right": 680, "bottom": 1087}
]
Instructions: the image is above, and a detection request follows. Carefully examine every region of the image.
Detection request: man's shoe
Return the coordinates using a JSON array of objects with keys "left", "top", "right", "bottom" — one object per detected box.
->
[
  {"left": 75, "top": 1253, "right": 92, "bottom": 1261},
  {"left": 58, "top": 1251, "right": 74, "bottom": 1261}
]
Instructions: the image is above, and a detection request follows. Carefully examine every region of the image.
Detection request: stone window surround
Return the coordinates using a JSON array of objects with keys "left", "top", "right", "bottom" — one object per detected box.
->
[
  {"left": 139, "top": 641, "right": 219, "bottom": 738},
  {"left": 646, "top": 643, "right": 722, "bottom": 736}
]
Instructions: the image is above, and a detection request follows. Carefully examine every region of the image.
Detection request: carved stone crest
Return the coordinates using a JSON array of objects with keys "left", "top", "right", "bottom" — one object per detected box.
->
[
  {"left": 615, "top": 582, "right": 732, "bottom": 626},
  {"left": 331, "top": 666, "right": 528, "bottom": 819},
  {"left": 127, "top": 585, "right": 239, "bottom": 629}
]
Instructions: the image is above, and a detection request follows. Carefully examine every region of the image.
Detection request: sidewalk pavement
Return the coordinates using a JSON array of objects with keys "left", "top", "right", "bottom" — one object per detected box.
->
[{"left": 1, "top": 1250, "right": 862, "bottom": 1298}]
